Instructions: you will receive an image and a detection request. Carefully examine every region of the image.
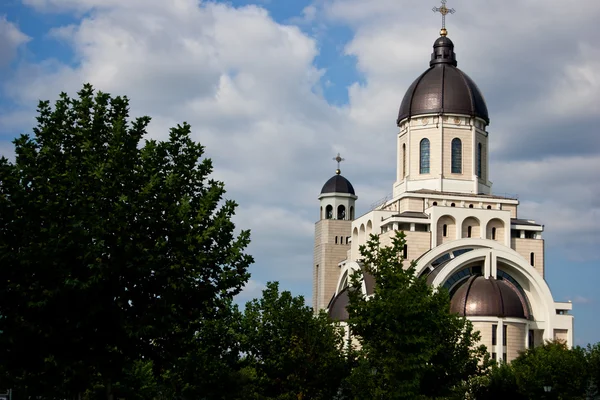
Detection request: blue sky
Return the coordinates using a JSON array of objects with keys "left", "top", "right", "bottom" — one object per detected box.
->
[{"left": 1, "top": 0, "right": 599, "bottom": 346}]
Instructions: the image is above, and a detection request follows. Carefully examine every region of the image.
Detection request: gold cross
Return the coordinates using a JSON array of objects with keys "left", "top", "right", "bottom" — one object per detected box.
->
[{"left": 432, "top": 0, "right": 455, "bottom": 35}]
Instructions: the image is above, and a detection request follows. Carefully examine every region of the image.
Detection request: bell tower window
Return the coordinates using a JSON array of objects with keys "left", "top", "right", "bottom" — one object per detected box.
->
[
  {"left": 451, "top": 138, "right": 462, "bottom": 173},
  {"left": 337, "top": 205, "right": 346, "bottom": 220},
  {"left": 420, "top": 138, "right": 430, "bottom": 174},
  {"left": 325, "top": 205, "right": 333, "bottom": 219}
]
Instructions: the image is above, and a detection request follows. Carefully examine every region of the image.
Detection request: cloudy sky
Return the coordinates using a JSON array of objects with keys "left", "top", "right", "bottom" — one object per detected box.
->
[{"left": 1, "top": 0, "right": 598, "bottom": 345}]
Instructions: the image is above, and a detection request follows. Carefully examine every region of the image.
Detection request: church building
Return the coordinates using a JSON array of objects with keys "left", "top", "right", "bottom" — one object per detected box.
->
[{"left": 312, "top": 10, "right": 574, "bottom": 363}]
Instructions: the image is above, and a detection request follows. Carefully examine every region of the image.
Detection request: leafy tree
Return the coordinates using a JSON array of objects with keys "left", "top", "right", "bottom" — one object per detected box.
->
[
  {"left": 0, "top": 85, "right": 253, "bottom": 398},
  {"left": 240, "top": 282, "right": 350, "bottom": 400},
  {"left": 345, "top": 231, "right": 488, "bottom": 400},
  {"left": 587, "top": 343, "right": 600, "bottom": 399},
  {"left": 466, "top": 362, "right": 524, "bottom": 400},
  {"left": 510, "top": 341, "right": 588, "bottom": 399}
]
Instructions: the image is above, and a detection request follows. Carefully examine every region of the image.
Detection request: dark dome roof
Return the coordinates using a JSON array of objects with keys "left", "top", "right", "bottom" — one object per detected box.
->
[
  {"left": 397, "top": 36, "right": 489, "bottom": 125},
  {"left": 320, "top": 173, "right": 356, "bottom": 195},
  {"left": 327, "top": 288, "right": 349, "bottom": 322},
  {"left": 450, "top": 276, "right": 528, "bottom": 319}
]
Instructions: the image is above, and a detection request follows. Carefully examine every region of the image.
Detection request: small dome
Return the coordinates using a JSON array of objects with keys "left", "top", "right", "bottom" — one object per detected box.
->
[
  {"left": 327, "top": 288, "right": 349, "bottom": 322},
  {"left": 320, "top": 174, "right": 356, "bottom": 195},
  {"left": 397, "top": 36, "right": 489, "bottom": 125},
  {"left": 450, "top": 276, "right": 528, "bottom": 319}
]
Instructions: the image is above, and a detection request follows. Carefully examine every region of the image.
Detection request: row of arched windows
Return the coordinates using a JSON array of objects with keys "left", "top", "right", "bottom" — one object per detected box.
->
[
  {"left": 323, "top": 205, "right": 354, "bottom": 220},
  {"left": 416, "top": 138, "right": 483, "bottom": 176}
]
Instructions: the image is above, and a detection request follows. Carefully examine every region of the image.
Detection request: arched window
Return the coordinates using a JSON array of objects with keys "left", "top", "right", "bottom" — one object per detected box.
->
[
  {"left": 467, "top": 226, "right": 472, "bottom": 238},
  {"left": 337, "top": 205, "right": 346, "bottom": 220},
  {"left": 469, "top": 204, "right": 474, "bottom": 208},
  {"left": 325, "top": 205, "right": 333, "bottom": 219},
  {"left": 451, "top": 138, "right": 462, "bottom": 173},
  {"left": 530, "top": 252, "right": 535, "bottom": 266},
  {"left": 320, "top": 206, "right": 323, "bottom": 219},
  {"left": 477, "top": 143, "right": 483, "bottom": 177},
  {"left": 403, "top": 244, "right": 408, "bottom": 259},
  {"left": 492, "top": 227, "right": 497, "bottom": 240},
  {"left": 346, "top": 236, "right": 350, "bottom": 244},
  {"left": 420, "top": 138, "right": 430, "bottom": 174},
  {"left": 443, "top": 224, "right": 448, "bottom": 237},
  {"left": 487, "top": 205, "right": 492, "bottom": 210},
  {"left": 432, "top": 201, "right": 438, "bottom": 206},
  {"left": 402, "top": 143, "right": 406, "bottom": 177},
  {"left": 451, "top": 203, "right": 456, "bottom": 207},
  {"left": 335, "top": 236, "right": 338, "bottom": 244}
]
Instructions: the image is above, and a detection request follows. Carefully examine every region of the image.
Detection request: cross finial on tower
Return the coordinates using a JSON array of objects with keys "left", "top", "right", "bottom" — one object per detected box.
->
[
  {"left": 432, "top": 0, "right": 455, "bottom": 36},
  {"left": 333, "top": 153, "right": 344, "bottom": 175}
]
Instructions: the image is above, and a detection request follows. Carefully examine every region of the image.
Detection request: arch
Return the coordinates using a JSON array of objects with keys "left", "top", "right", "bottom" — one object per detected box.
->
[
  {"left": 421, "top": 244, "right": 558, "bottom": 340},
  {"left": 352, "top": 227, "right": 359, "bottom": 245},
  {"left": 469, "top": 204, "right": 474, "bottom": 208},
  {"left": 359, "top": 224, "right": 366, "bottom": 244},
  {"left": 420, "top": 138, "right": 430, "bottom": 174},
  {"left": 320, "top": 206, "right": 323, "bottom": 219},
  {"left": 337, "top": 205, "right": 346, "bottom": 220},
  {"left": 462, "top": 217, "right": 480, "bottom": 239},
  {"left": 366, "top": 220, "right": 373, "bottom": 237},
  {"left": 487, "top": 205, "right": 492, "bottom": 210},
  {"left": 486, "top": 218, "right": 505, "bottom": 241},
  {"left": 402, "top": 143, "right": 407, "bottom": 177},
  {"left": 432, "top": 201, "right": 438, "bottom": 206},
  {"left": 451, "top": 203, "right": 456, "bottom": 207},
  {"left": 325, "top": 204, "right": 333, "bottom": 219},
  {"left": 477, "top": 142, "right": 483, "bottom": 177},
  {"left": 451, "top": 138, "right": 462, "bottom": 173},
  {"left": 350, "top": 206, "right": 354, "bottom": 220},
  {"left": 437, "top": 215, "right": 456, "bottom": 245}
]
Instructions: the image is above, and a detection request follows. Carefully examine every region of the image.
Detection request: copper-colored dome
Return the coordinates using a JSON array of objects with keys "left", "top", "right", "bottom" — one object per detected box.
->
[
  {"left": 450, "top": 276, "right": 528, "bottom": 319},
  {"left": 327, "top": 288, "right": 350, "bottom": 322},
  {"left": 397, "top": 36, "right": 489, "bottom": 125}
]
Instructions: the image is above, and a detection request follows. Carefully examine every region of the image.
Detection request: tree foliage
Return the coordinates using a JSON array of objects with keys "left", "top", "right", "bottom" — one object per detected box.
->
[
  {"left": 0, "top": 84, "right": 253, "bottom": 398},
  {"left": 240, "top": 282, "right": 350, "bottom": 400},
  {"left": 345, "top": 231, "right": 489, "bottom": 400}
]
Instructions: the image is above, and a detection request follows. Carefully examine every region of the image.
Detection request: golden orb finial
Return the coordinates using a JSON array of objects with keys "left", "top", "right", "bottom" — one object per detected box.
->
[
  {"left": 336, "top": 168, "right": 341, "bottom": 175},
  {"left": 440, "top": 28, "right": 448, "bottom": 36}
]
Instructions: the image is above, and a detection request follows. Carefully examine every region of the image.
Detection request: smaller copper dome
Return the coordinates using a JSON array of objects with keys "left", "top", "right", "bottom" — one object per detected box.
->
[
  {"left": 328, "top": 288, "right": 350, "bottom": 322},
  {"left": 450, "top": 276, "right": 529, "bottom": 319}
]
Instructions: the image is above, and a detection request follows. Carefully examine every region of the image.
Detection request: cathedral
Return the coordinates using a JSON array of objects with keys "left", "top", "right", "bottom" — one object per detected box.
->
[{"left": 312, "top": 14, "right": 574, "bottom": 363}]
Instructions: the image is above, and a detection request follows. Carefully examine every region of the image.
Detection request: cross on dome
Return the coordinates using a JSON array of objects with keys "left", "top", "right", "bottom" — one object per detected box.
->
[
  {"left": 333, "top": 153, "right": 345, "bottom": 175},
  {"left": 432, "top": 0, "right": 456, "bottom": 36}
]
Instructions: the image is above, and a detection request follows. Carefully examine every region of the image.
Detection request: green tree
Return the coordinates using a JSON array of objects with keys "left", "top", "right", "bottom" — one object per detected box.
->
[
  {"left": 240, "top": 282, "right": 350, "bottom": 400},
  {"left": 345, "top": 232, "right": 488, "bottom": 400},
  {"left": 0, "top": 85, "right": 253, "bottom": 399},
  {"left": 587, "top": 343, "right": 600, "bottom": 399},
  {"left": 510, "top": 341, "right": 588, "bottom": 399}
]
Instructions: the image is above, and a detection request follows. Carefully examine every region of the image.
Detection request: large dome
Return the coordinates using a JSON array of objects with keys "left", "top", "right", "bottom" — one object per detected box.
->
[
  {"left": 320, "top": 173, "right": 356, "bottom": 195},
  {"left": 397, "top": 36, "right": 489, "bottom": 125},
  {"left": 450, "top": 276, "right": 529, "bottom": 319}
]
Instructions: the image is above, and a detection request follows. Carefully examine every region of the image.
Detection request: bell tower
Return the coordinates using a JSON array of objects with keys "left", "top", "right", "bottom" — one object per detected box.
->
[{"left": 313, "top": 154, "right": 357, "bottom": 312}]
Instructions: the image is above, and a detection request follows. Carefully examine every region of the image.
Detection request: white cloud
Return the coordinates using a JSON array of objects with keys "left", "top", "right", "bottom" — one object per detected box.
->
[
  {"left": 2, "top": 0, "right": 599, "bottom": 300},
  {"left": 0, "top": 16, "right": 30, "bottom": 67}
]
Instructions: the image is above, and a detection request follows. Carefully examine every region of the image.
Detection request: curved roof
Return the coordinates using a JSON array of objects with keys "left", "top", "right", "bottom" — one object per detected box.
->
[
  {"left": 320, "top": 174, "right": 356, "bottom": 195},
  {"left": 397, "top": 36, "right": 489, "bottom": 125},
  {"left": 450, "top": 276, "right": 528, "bottom": 319},
  {"left": 328, "top": 288, "right": 350, "bottom": 322}
]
